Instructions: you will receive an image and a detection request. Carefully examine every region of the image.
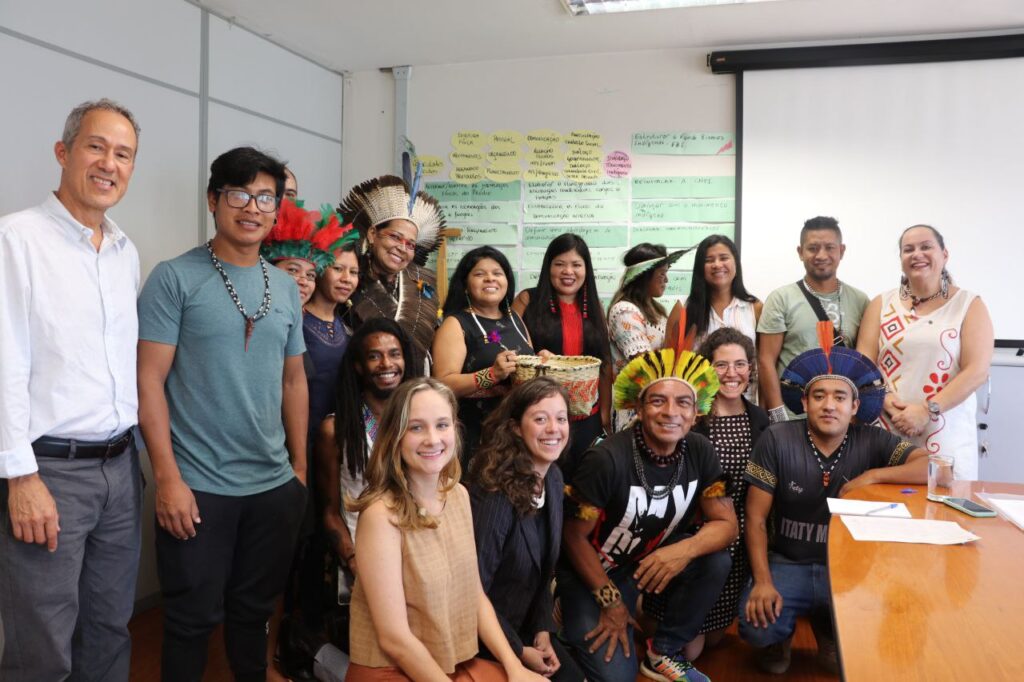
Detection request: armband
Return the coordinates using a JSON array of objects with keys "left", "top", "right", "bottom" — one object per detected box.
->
[
  {"left": 474, "top": 367, "right": 497, "bottom": 390},
  {"left": 592, "top": 581, "right": 622, "bottom": 609},
  {"left": 768, "top": 405, "right": 788, "bottom": 424}
]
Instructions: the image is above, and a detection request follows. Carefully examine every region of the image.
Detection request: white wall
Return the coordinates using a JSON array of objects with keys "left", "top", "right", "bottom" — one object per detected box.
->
[{"left": 0, "top": 0, "right": 343, "bottom": 608}]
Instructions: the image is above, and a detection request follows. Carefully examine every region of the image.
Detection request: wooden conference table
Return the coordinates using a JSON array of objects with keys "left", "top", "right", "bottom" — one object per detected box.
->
[{"left": 828, "top": 481, "right": 1024, "bottom": 681}]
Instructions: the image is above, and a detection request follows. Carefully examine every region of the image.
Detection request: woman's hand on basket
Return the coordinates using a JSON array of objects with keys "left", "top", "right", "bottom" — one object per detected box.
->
[
  {"left": 492, "top": 350, "right": 519, "bottom": 381},
  {"left": 537, "top": 349, "right": 554, "bottom": 362}
]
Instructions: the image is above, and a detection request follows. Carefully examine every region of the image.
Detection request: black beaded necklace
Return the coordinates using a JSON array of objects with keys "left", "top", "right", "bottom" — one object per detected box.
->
[
  {"left": 206, "top": 240, "right": 271, "bottom": 352},
  {"left": 631, "top": 425, "right": 686, "bottom": 500},
  {"left": 805, "top": 428, "right": 849, "bottom": 488}
]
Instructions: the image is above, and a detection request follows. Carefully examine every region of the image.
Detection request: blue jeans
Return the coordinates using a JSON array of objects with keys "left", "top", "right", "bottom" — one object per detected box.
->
[
  {"left": 737, "top": 555, "right": 833, "bottom": 648},
  {"left": 558, "top": 549, "right": 731, "bottom": 682}
]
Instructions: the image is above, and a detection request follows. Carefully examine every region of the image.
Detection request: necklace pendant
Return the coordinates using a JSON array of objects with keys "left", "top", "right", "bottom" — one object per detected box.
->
[
  {"left": 244, "top": 317, "right": 255, "bottom": 352},
  {"left": 823, "top": 472, "right": 830, "bottom": 487}
]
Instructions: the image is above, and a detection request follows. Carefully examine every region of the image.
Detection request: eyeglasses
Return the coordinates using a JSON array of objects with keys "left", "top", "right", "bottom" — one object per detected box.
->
[
  {"left": 218, "top": 188, "right": 278, "bottom": 213},
  {"left": 378, "top": 230, "right": 417, "bottom": 253},
  {"left": 712, "top": 360, "right": 751, "bottom": 373}
]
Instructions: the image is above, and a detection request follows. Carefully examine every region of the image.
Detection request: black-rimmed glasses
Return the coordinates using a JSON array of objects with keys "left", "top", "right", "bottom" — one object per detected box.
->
[{"left": 218, "top": 188, "right": 278, "bottom": 213}]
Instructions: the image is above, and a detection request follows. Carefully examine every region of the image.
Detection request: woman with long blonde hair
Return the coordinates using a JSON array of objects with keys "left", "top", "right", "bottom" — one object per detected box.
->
[{"left": 345, "top": 378, "right": 546, "bottom": 682}]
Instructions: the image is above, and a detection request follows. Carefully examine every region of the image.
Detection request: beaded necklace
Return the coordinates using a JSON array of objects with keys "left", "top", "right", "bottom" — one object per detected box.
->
[
  {"left": 206, "top": 240, "right": 271, "bottom": 352},
  {"left": 468, "top": 305, "right": 530, "bottom": 349},
  {"left": 806, "top": 428, "right": 849, "bottom": 488},
  {"left": 631, "top": 425, "right": 686, "bottom": 500}
]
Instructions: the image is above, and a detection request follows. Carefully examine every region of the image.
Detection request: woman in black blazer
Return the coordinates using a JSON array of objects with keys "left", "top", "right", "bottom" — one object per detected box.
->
[
  {"left": 469, "top": 377, "right": 585, "bottom": 682},
  {"left": 687, "top": 327, "right": 770, "bottom": 660}
]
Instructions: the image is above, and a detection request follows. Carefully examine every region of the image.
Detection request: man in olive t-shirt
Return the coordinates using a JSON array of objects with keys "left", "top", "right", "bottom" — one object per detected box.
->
[{"left": 757, "top": 216, "right": 869, "bottom": 423}]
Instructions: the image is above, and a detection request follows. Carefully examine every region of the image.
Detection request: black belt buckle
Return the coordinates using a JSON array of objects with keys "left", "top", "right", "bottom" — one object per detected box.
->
[{"left": 104, "top": 431, "right": 133, "bottom": 459}]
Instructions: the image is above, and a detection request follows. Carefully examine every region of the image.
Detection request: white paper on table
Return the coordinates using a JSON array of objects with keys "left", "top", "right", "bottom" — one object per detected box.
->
[
  {"left": 839, "top": 516, "right": 980, "bottom": 545},
  {"left": 976, "top": 493, "right": 1024, "bottom": 532},
  {"left": 827, "top": 498, "right": 912, "bottom": 518}
]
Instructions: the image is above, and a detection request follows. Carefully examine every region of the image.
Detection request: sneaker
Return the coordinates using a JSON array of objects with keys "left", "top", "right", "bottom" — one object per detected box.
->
[
  {"left": 756, "top": 637, "right": 792, "bottom": 675},
  {"left": 640, "top": 643, "right": 711, "bottom": 682}
]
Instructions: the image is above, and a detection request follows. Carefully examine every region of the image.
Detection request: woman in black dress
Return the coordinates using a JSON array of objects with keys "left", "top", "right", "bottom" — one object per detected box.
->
[
  {"left": 432, "top": 246, "right": 534, "bottom": 464},
  {"left": 688, "top": 326, "right": 769, "bottom": 658}
]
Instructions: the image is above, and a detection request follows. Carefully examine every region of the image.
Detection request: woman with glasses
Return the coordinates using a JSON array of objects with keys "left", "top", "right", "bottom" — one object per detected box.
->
[
  {"left": 340, "top": 175, "right": 446, "bottom": 376},
  {"left": 432, "top": 247, "right": 534, "bottom": 465},
  {"left": 688, "top": 327, "right": 769, "bottom": 659},
  {"left": 607, "top": 243, "right": 686, "bottom": 431}
]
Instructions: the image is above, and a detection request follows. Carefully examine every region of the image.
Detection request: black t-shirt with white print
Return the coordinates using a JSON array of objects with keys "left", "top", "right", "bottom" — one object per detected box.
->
[
  {"left": 744, "top": 420, "right": 915, "bottom": 565},
  {"left": 565, "top": 426, "right": 724, "bottom": 573}
]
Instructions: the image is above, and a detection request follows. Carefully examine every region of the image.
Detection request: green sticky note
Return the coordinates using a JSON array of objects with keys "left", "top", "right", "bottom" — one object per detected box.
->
[
  {"left": 525, "top": 200, "right": 629, "bottom": 223},
  {"left": 593, "top": 270, "right": 624, "bottom": 295},
  {"left": 631, "top": 223, "right": 735, "bottom": 247},
  {"left": 522, "top": 246, "right": 624, "bottom": 272},
  {"left": 664, "top": 271, "right": 693, "bottom": 297},
  {"left": 631, "top": 132, "right": 735, "bottom": 156},
  {"left": 632, "top": 199, "right": 735, "bottom": 223},
  {"left": 632, "top": 176, "right": 735, "bottom": 199},
  {"left": 522, "top": 224, "right": 629, "bottom": 248},
  {"left": 449, "top": 223, "right": 518, "bottom": 245},
  {"left": 525, "top": 178, "right": 628, "bottom": 202},
  {"left": 425, "top": 180, "right": 521, "bottom": 202},
  {"left": 521, "top": 248, "right": 547, "bottom": 271},
  {"left": 444, "top": 201, "right": 520, "bottom": 224}
]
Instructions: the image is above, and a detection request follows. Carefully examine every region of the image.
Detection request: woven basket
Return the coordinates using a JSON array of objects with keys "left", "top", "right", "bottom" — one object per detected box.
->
[{"left": 512, "top": 354, "right": 602, "bottom": 417}]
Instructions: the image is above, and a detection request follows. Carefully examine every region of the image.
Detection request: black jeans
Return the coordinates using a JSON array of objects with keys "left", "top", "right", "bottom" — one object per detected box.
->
[{"left": 156, "top": 478, "right": 307, "bottom": 682}]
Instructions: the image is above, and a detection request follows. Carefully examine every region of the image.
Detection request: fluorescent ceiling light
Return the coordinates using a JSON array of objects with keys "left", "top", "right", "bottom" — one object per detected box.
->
[{"left": 562, "top": 0, "right": 781, "bottom": 15}]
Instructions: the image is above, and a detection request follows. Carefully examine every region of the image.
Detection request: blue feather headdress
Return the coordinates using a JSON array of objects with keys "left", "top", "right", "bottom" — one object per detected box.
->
[{"left": 780, "top": 342, "right": 886, "bottom": 423}]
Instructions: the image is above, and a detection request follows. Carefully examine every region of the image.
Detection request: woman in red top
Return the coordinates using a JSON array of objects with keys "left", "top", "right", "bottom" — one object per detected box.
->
[{"left": 512, "top": 234, "right": 611, "bottom": 479}]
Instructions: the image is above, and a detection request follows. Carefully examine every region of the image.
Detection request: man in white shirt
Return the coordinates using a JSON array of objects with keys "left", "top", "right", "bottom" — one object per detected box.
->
[{"left": 0, "top": 99, "right": 142, "bottom": 682}]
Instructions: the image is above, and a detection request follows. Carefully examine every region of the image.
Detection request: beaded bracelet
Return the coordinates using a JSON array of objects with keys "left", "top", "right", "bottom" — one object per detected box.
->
[
  {"left": 592, "top": 581, "right": 622, "bottom": 609},
  {"left": 474, "top": 367, "right": 497, "bottom": 390}
]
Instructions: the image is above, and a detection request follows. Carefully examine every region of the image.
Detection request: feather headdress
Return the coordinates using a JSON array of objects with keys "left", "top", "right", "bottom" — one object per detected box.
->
[
  {"left": 779, "top": 323, "right": 886, "bottom": 422},
  {"left": 260, "top": 198, "right": 318, "bottom": 266},
  {"left": 308, "top": 204, "right": 359, "bottom": 273},
  {"left": 619, "top": 247, "right": 693, "bottom": 288},
  {"left": 614, "top": 348, "right": 720, "bottom": 415}
]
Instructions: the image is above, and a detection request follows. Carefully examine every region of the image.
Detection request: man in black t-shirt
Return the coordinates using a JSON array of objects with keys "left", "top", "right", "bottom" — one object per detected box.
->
[
  {"left": 739, "top": 345, "right": 927, "bottom": 674},
  {"left": 559, "top": 349, "right": 738, "bottom": 682}
]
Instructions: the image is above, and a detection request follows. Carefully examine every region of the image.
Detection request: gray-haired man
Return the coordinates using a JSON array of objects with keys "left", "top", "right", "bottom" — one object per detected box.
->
[{"left": 0, "top": 99, "right": 142, "bottom": 681}]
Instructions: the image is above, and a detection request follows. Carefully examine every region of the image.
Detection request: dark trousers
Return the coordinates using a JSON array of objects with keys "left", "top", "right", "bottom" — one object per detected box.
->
[
  {"left": 557, "top": 549, "right": 731, "bottom": 682},
  {"left": 156, "top": 478, "right": 307, "bottom": 682}
]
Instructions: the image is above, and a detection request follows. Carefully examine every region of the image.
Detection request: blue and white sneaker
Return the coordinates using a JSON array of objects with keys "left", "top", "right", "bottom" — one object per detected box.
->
[{"left": 640, "top": 642, "right": 711, "bottom": 682}]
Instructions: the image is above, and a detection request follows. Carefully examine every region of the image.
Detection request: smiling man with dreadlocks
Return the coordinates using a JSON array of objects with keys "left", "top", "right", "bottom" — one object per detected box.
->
[
  {"left": 558, "top": 348, "right": 738, "bottom": 682},
  {"left": 740, "top": 322, "right": 927, "bottom": 675}
]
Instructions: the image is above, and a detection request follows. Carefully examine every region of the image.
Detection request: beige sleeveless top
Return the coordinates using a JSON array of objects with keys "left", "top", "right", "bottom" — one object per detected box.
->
[{"left": 349, "top": 484, "right": 479, "bottom": 673}]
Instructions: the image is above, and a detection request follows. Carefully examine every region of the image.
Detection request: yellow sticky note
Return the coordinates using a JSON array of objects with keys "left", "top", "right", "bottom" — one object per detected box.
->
[
  {"left": 452, "top": 166, "right": 485, "bottom": 184},
  {"left": 566, "top": 130, "right": 603, "bottom": 149},
  {"left": 527, "top": 145, "right": 563, "bottom": 163},
  {"left": 414, "top": 155, "right": 445, "bottom": 177},
  {"left": 525, "top": 168, "right": 562, "bottom": 181},
  {"left": 488, "top": 130, "right": 524, "bottom": 148},
  {"left": 485, "top": 166, "right": 523, "bottom": 183},
  {"left": 525, "top": 129, "right": 563, "bottom": 148},
  {"left": 450, "top": 150, "right": 484, "bottom": 167},
  {"left": 486, "top": 147, "right": 523, "bottom": 165},
  {"left": 451, "top": 130, "right": 484, "bottom": 149}
]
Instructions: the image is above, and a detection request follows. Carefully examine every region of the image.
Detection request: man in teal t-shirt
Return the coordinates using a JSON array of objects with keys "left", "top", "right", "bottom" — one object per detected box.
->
[
  {"left": 756, "top": 216, "right": 869, "bottom": 423},
  {"left": 137, "top": 146, "right": 309, "bottom": 680}
]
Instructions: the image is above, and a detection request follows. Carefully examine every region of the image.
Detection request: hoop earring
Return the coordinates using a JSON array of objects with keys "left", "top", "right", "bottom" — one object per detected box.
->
[
  {"left": 940, "top": 268, "right": 950, "bottom": 298},
  {"left": 899, "top": 274, "right": 910, "bottom": 300}
]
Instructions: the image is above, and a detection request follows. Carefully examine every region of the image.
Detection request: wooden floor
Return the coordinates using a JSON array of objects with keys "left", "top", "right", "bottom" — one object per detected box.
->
[{"left": 129, "top": 607, "right": 838, "bottom": 682}]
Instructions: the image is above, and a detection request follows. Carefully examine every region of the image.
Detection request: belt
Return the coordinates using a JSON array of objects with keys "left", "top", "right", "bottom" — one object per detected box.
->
[{"left": 32, "top": 430, "right": 135, "bottom": 460}]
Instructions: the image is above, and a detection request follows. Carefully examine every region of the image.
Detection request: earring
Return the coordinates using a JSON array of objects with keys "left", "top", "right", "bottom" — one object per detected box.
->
[
  {"left": 940, "top": 268, "right": 950, "bottom": 298},
  {"left": 582, "top": 288, "right": 589, "bottom": 320},
  {"left": 899, "top": 274, "right": 910, "bottom": 300},
  {"left": 549, "top": 297, "right": 557, "bottom": 314}
]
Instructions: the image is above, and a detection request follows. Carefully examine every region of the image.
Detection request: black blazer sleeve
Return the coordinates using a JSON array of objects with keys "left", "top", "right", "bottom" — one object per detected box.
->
[
  {"left": 523, "top": 466, "right": 563, "bottom": 637},
  {"left": 470, "top": 485, "right": 526, "bottom": 656}
]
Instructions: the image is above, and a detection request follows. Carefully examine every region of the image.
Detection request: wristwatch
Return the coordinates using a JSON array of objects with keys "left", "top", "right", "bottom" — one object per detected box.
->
[{"left": 926, "top": 399, "right": 942, "bottom": 416}]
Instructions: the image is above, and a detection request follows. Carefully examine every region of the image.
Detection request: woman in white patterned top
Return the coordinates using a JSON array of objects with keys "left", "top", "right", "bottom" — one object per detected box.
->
[{"left": 607, "top": 243, "right": 687, "bottom": 431}]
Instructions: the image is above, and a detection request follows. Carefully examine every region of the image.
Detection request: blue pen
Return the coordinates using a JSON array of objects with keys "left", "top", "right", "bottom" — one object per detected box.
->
[{"left": 865, "top": 503, "right": 899, "bottom": 515}]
